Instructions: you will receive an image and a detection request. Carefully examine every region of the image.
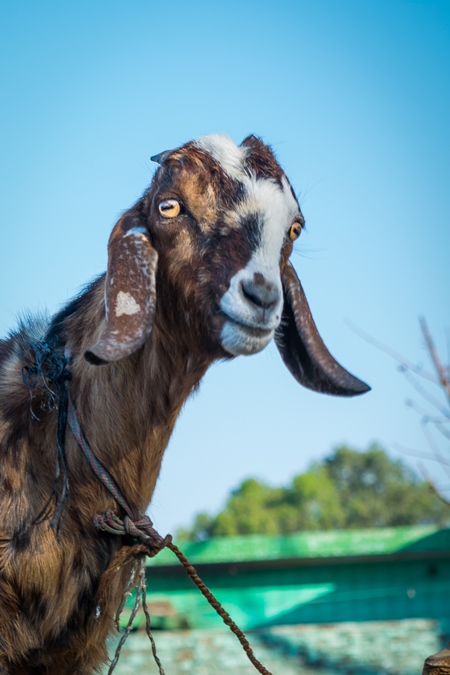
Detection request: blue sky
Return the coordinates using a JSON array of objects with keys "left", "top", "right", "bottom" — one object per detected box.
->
[{"left": 1, "top": 0, "right": 449, "bottom": 535}]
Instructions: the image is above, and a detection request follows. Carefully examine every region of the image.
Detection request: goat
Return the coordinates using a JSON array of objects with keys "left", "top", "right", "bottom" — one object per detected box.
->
[{"left": 0, "top": 134, "right": 369, "bottom": 674}]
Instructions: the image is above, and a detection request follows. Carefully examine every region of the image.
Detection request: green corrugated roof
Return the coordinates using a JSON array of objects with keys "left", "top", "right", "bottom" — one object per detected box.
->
[{"left": 149, "top": 525, "right": 450, "bottom": 566}]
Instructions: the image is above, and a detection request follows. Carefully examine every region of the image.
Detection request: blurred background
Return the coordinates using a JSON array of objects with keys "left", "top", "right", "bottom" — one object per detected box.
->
[
  {"left": 1, "top": 2, "right": 450, "bottom": 671},
  {"left": 1, "top": 0, "right": 449, "bottom": 536}
]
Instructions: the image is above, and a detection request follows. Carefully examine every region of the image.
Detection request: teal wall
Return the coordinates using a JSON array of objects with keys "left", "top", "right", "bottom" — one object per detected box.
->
[
  {"left": 132, "top": 528, "right": 450, "bottom": 630},
  {"left": 144, "top": 556, "right": 450, "bottom": 629}
]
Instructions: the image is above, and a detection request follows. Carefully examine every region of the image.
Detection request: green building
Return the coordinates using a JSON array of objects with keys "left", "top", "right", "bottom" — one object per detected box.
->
[{"left": 142, "top": 525, "right": 450, "bottom": 630}]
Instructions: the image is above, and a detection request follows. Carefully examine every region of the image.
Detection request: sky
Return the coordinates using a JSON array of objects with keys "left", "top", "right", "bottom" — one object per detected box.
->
[{"left": 1, "top": 0, "right": 449, "bottom": 536}]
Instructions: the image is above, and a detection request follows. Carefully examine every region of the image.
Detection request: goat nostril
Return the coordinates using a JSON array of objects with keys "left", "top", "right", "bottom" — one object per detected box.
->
[
  {"left": 240, "top": 280, "right": 278, "bottom": 311},
  {"left": 241, "top": 283, "right": 263, "bottom": 308}
]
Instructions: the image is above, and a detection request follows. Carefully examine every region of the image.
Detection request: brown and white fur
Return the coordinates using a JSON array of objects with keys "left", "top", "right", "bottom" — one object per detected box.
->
[{"left": 0, "top": 134, "right": 369, "bottom": 674}]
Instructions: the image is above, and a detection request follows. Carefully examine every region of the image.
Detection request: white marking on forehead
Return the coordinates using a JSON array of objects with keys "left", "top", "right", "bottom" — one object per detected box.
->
[
  {"left": 193, "top": 134, "right": 247, "bottom": 182},
  {"left": 115, "top": 291, "right": 141, "bottom": 316},
  {"left": 239, "top": 174, "right": 300, "bottom": 274},
  {"left": 194, "top": 134, "right": 301, "bottom": 272},
  {"left": 238, "top": 175, "right": 298, "bottom": 223},
  {"left": 220, "top": 175, "right": 300, "bottom": 334}
]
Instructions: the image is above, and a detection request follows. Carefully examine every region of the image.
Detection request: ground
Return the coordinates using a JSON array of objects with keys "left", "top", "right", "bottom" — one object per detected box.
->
[{"left": 104, "top": 619, "right": 447, "bottom": 674}]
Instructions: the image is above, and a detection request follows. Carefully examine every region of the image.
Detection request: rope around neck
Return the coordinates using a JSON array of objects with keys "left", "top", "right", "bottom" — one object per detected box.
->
[{"left": 66, "top": 387, "right": 274, "bottom": 675}]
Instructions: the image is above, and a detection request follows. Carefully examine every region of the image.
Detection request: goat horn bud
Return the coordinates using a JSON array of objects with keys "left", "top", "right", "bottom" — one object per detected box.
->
[{"left": 150, "top": 150, "right": 173, "bottom": 165}]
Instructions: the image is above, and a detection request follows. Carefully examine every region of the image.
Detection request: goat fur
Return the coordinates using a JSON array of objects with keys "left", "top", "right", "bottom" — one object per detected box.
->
[{"left": 0, "top": 134, "right": 369, "bottom": 674}]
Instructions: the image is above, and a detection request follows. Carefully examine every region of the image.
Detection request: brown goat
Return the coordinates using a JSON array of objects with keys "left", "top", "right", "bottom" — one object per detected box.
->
[{"left": 0, "top": 134, "right": 369, "bottom": 673}]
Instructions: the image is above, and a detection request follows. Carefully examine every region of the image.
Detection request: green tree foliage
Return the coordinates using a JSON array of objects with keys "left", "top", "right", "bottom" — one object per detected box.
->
[{"left": 178, "top": 445, "right": 450, "bottom": 541}]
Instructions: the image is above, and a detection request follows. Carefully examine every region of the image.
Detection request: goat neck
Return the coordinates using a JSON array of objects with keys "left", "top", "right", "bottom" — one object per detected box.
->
[{"left": 58, "top": 278, "right": 212, "bottom": 511}]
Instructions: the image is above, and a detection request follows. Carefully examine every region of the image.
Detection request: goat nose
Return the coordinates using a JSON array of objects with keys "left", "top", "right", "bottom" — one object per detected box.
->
[{"left": 240, "top": 278, "right": 279, "bottom": 310}]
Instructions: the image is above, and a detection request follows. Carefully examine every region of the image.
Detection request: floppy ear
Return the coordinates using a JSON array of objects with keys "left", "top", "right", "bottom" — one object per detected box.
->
[
  {"left": 85, "top": 213, "right": 158, "bottom": 366},
  {"left": 275, "top": 262, "right": 370, "bottom": 396}
]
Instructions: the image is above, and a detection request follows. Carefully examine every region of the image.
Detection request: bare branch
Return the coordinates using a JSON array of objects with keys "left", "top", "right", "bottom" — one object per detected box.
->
[
  {"left": 420, "top": 317, "right": 450, "bottom": 403},
  {"left": 406, "top": 399, "right": 450, "bottom": 444},
  {"left": 347, "top": 320, "right": 438, "bottom": 384},
  {"left": 435, "top": 421, "right": 450, "bottom": 442},
  {"left": 403, "top": 369, "right": 450, "bottom": 419},
  {"left": 446, "top": 327, "right": 450, "bottom": 369},
  {"left": 419, "top": 463, "right": 450, "bottom": 508},
  {"left": 393, "top": 442, "right": 450, "bottom": 467},
  {"left": 351, "top": 318, "right": 450, "bottom": 506},
  {"left": 421, "top": 421, "right": 450, "bottom": 482},
  {"left": 405, "top": 398, "right": 450, "bottom": 425}
]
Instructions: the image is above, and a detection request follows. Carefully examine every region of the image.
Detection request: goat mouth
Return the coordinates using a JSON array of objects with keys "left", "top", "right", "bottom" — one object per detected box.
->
[
  {"left": 220, "top": 313, "right": 274, "bottom": 338},
  {"left": 219, "top": 313, "right": 275, "bottom": 356}
]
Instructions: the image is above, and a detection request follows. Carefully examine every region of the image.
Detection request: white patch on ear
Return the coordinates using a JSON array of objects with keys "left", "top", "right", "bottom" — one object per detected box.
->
[
  {"left": 194, "top": 134, "right": 247, "bottom": 182},
  {"left": 115, "top": 291, "right": 141, "bottom": 316}
]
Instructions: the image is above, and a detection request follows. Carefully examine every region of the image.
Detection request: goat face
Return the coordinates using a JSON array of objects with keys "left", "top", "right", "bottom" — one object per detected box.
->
[
  {"left": 86, "top": 134, "right": 369, "bottom": 397},
  {"left": 150, "top": 134, "right": 300, "bottom": 358}
]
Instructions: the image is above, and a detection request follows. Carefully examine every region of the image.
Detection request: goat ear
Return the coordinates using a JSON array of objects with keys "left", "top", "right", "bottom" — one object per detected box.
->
[
  {"left": 275, "top": 262, "right": 370, "bottom": 396},
  {"left": 85, "top": 214, "right": 158, "bottom": 366}
]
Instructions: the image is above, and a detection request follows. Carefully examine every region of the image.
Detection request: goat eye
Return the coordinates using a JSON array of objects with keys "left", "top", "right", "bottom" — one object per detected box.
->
[
  {"left": 158, "top": 199, "right": 181, "bottom": 218},
  {"left": 289, "top": 222, "right": 302, "bottom": 241}
]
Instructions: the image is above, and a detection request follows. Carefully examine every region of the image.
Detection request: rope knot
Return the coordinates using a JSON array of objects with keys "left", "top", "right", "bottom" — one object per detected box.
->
[
  {"left": 94, "top": 510, "right": 123, "bottom": 535},
  {"left": 144, "top": 531, "right": 173, "bottom": 558},
  {"left": 93, "top": 510, "right": 172, "bottom": 557}
]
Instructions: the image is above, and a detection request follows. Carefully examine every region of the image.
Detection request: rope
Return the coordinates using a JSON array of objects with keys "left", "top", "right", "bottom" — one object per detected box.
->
[
  {"left": 66, "top": 387, "right": 274, "bottom": 675},
  {"left": 107, "top": 557, "right": 166, "bottom": 675},
  {"left": 67, "top": 395, "right": 172, "bottom": 552},
  {"left": 168, "top": 541, "right": 273, "bottom": 675}
]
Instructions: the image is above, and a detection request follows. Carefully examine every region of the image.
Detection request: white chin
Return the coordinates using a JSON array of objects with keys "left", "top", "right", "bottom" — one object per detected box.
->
[{"left": 220, "top": 320, "right": 274, "bottom": 356}]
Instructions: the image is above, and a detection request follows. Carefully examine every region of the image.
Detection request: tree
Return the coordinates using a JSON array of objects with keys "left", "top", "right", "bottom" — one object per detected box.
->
[
  {"left": 178, "top": 445, "right": 450, "bottom": 541},
  {"left": 324, "top": 445, "right": 448, "bottom": 528}
]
